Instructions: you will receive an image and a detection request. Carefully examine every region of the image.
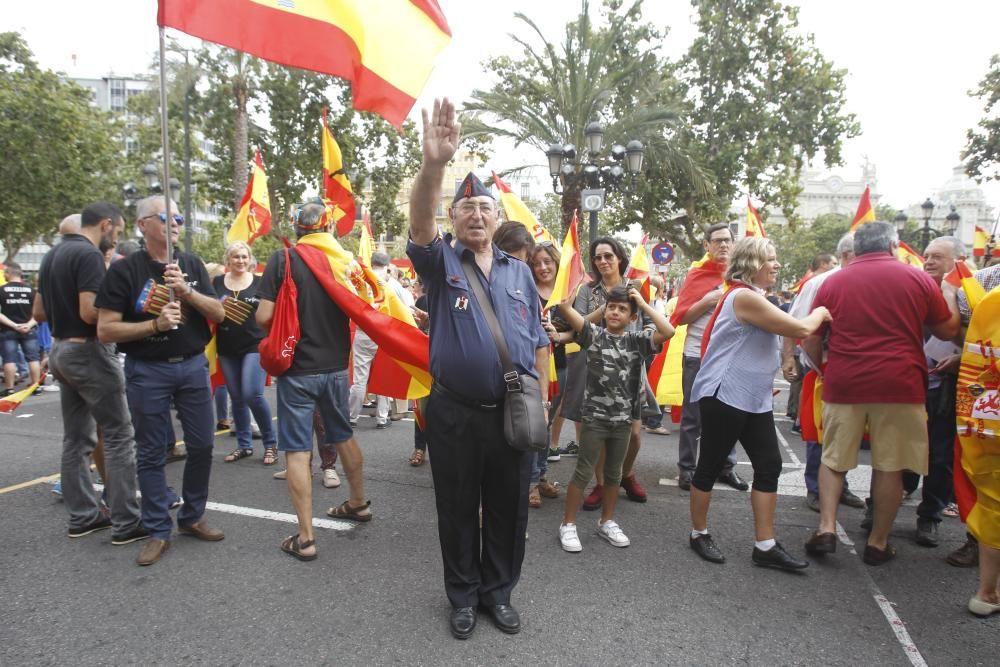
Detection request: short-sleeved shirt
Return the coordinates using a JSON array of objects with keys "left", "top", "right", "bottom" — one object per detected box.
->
[
  {"left": 788, "top": 266, "right": 840, "bottom": 370},
  {"left": 37, "top": 234, "right": 106, "bottom": 339},
  {"left": 407, "top": 234, "right": 548, "bottom": 402},
  {"left": 258, "top": 245, "right": 351, "bottom": 375},
  {"left": 0, "top": 281, "right": 35, "bottom": 330},
  {"left": 577, "top": 321, "right": 660, "bottom": 422},
  {"left": 95, "top": 250, "right": 215, "bottom": 360},
  {"left": 813, "top": 253, "right": 951, "bottom": 404},
  {"left": 212, "top": 274, "right": 265, "bottom": 356}
]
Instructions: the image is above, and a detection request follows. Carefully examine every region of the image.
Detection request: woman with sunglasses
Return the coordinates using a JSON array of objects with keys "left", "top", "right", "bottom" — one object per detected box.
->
[
  {"left": 215, "top": 241, "right": 278, "bottom": 466},
  {"left": 551, "top": 237, "right": 655, "bottom": 511}
]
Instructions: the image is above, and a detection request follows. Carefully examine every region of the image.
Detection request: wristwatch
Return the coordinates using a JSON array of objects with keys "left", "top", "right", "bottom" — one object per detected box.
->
[{"left": 542, "top": 401, "right": 551, "bottom": 409}]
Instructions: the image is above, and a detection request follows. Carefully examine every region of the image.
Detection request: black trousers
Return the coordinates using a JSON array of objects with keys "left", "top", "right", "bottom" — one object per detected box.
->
[
  {"left": 693, "top": 396, "right": 782, "bottom": 493},
  {"left": 425, "top": 388, "right": 531, "bottom": 609}
]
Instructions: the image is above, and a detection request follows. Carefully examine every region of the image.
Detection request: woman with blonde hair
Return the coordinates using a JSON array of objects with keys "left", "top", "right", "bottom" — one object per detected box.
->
[
  {"left": 687, "top": 236, "right": 830, "bottom": 571},
  {"left": 215, "top": 241, "right": 278, "bottom": 465}
]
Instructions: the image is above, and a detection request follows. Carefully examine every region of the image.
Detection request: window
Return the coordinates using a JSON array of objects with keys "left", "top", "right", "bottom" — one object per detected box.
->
[{"left": 520, "top": 183, "right": 530, "bottom": 200}]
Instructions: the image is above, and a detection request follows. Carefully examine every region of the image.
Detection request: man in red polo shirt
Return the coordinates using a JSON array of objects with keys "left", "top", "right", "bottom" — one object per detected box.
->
[{"left": 802, "top": 221, "right": 959, "bottom": 566}]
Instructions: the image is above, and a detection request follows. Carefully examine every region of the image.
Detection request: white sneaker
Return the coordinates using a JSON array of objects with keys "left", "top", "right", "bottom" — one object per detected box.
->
[
  {"left": 597, "top": 519, "right": 630, "bottom": 547},
  {"left": 322, "top": 468, "right": 341, "bottom": 489},
  {"left": 272, "top": 468, "right": 287, "bottom": 480},
  {"left": 559, "top": 523, "right": 582, "bottom": 552}
]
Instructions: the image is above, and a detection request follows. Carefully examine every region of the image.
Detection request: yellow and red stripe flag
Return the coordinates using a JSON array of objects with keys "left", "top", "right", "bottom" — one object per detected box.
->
[
  {"left": 321, "top": 108, "right": 357, "bottom": 238},
  {"left": 294, "top": 232, "right": 430, "bottom": 399},
  {"left": 544, "top": 212, "right": 587, "bottom": 310},
  {"left": 491, "top": 171, "right": 554, "bottom": 243},
  {"left": 849, "top": 185, "right": 876, "bottom": 232},
  {"left": 624, "top": 234, "right": 653, "bottom": 301},
  {"left": 746, "top": 197, "right": 765, "bottom": 237},
  {"left": 228, "top": 149, "right": 271, "bottom": 245},
  {"left": 973, "top": 225, "right": 989, "bottom": 257},
  {"left": 897, "top": 240, "right": 925, "bottom": 268},
  {"left": 0, "top": 381, "right": 39, "bottom": 413},
  {"left": 203, "top": 324, "right": 227, "bottom": 391},
  {"left": 358, "top": 210, "right": 375, "bottom": 268},
  {"left": 669, "top": 254, "right": 726, "bottom": 326},
  {"left": 157, "top": 0, "right": 451, "bottom": 128},
  {"left": 647, "top": 296, "right": 685, "bottom": 413},
  {"left": 945, "top": 261, "right": 986, "bottom": 311}
]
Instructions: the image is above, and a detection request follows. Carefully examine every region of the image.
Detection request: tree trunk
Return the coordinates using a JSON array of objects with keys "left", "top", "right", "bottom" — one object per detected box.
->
[
  {"left": 560, "top": 185, "right": 582, "bottom": 237},
  {"left": 232, "top": 82, "right": 249, "bottom": 211}
]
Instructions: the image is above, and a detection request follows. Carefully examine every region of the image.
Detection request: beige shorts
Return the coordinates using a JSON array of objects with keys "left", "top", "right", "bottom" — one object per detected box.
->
[{"left": 821, "top": 402, "right": 928, "bottom": 475}]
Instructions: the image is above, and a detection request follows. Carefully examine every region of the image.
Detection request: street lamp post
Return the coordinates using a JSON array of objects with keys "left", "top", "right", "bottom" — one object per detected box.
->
[
  {"left": 545, "top": 121, "right": 645, "bottom": 247},
  {"left": 916, "top": 198, "right": 960, "bottom": 251},
  {"left": 920, "top": 198, "right": 935, "bottom": 250},
  {"left": 122, "top": 164, "right": 181, "bottom": 237}
]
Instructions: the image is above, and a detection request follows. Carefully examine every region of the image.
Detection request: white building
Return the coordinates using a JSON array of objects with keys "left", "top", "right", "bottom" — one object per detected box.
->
[
  {"left": 904, "top": 165, "right": 996, "bottom": 250},
  {"left": 750, "top": 161, "right": 881, "bottom": 230}
]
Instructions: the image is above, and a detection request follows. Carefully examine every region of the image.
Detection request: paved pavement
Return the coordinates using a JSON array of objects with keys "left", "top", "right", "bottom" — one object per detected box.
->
[{"left": 0, "top": 385, "right": 994, "bottom": 665}]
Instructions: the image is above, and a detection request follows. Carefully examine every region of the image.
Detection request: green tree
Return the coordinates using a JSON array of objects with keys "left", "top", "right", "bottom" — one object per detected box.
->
[
  {"left": 461, "top": 0, "right": 710, "bottom": 241},
  {"left": 963, "top": 53, "right": 1000, "bottom": 182},
  {"left": 768, "top": 212, "right": 850, "bottom": 288},
  {"left": 676, "top": 0, "right": 860, "bottom": 240},
  {"left": 0, "top": 33, "right": 124, "bottom": 262}
]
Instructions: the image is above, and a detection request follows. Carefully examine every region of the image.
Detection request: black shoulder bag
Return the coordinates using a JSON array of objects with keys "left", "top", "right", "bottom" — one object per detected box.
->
[{"left": 460, "top": 256, "right": 548, "bottom": 453}]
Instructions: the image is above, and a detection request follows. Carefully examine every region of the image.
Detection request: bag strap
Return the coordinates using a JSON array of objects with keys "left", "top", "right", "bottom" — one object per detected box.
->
[
  {"left": 460, "top": 254, "right": 521, "bottom": 392},
  {"left": 282, "top": 247, "right": 293, "bottom": 282}
]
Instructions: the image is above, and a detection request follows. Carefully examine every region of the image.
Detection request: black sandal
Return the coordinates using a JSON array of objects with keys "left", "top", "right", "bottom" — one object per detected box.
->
[
  {"left": 281, "top": 534, "right": 317, "bottom": 561},
  {"left": 262, "top": 447, "right": 278, "bottom": 466},
  {"left": 224, "top": 448, "right": 253, "bottom": 462}
]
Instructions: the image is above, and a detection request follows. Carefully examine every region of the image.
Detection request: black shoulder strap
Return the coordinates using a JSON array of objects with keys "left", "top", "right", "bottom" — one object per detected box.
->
[{"left": 460, "top": 254, "right": 517, "bottom": 386}]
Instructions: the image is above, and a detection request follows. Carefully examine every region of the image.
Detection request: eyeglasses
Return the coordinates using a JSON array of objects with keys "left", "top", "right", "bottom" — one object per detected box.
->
[
  {"left": 537, "top": 241, "right": 554, "bottom": 248},
  {"left": 593, "top": 253, "right": 617, "bottom": 262},
  {"left": 708, "top": 237, "right": 732, "bottom": 245},
  {"left": 455, "top": 202, "right": 496, "bottom": 215},
  {"left": 141, "top": 212, "right": 185, "bottom": 226}
]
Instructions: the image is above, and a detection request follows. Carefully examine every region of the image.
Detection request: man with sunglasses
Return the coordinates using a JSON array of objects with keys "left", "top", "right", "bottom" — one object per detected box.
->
[{"left": 96, "top": 195, "right": 225, "bottom": 566}]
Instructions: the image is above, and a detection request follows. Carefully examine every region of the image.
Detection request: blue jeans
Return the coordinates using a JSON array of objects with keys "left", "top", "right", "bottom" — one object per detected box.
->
[
  {"left": 125, "top": 355, "right": 215, "bottom": 540},
  {"left": 276, "top": 370, "right": 353, "bottom": 451},
  {"left": 214, "top": 384, "right": 229, "bottom": 423},
  {"left": 219, "top": 352, "right": 276, "bottom": 450},
  {"left": 2, "top": 329, "right": 39, "bottom": 363},
  {"left": 804, "top": 440, "right": 852, "bottom": 495}
]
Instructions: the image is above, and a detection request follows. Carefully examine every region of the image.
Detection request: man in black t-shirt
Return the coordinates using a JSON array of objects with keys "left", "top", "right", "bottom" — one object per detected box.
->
[
  {"left": 0, "top": 263, "right": 41, "bottom": 394},
  {"left": 35, "top": 202, "right": 144, "bottom": 543},
  {"left": 257, "top": 202, "right": 370, "bottom": 562},
  {"left": 96, "top": 195, "right": 225, "bottom": 567}
]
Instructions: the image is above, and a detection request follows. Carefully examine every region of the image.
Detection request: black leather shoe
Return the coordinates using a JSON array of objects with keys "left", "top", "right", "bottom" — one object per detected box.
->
[
  {"left": 449, "top": 607, "right": 477, "bottom": 639},
  {"left": 677, "top": 472, "right": 692, "bottom": 491},
  {"left": 915, "top": 518, "right": 939, "bottom": 547},
  {"left": 689, "top": 533, "right": 725, "bottom": 563},
  {"left": 804, "top": 531, "right": 837, "bottom": 555},
  {"left": 753, "top": 542, "right": 809, "bottom": 571},
  {"left": 839, "top": 488, "right": 866, "bottom": 509},
  {"left": 482, "top": 603, "right": 521, "bottom": 634},
  {"left": 718, "top": 470, "right": 749, "bottom": 491}
]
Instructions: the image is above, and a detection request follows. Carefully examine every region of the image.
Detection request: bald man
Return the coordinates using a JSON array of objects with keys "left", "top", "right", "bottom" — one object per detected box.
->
[{"left": 59, "top": 214, "right": 81, "bottom": 236}]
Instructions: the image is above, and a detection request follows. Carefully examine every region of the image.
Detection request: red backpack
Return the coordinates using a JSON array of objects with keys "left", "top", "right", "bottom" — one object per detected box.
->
[{"left": 258, "top": 248, "right": 300, "bottom": 376}]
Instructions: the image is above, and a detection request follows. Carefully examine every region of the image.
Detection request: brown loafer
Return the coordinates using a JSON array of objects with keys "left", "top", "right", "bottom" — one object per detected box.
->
[
  {"left": 178, "top": 520, "right": 225, "bottom": 542},
  {"left": 804, "top": 531, "right": 837, "bottom": 555},
  {"left": 137, "top": 538, "right": 171, "bottom": 566},
  {"left": 863, "top": 542, "right": 896, "bottom": 566}
]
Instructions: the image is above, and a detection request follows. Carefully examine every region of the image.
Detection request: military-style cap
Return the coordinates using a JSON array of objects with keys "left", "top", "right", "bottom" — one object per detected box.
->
[{"left": 452, "top": 172, "right": 494, "bottom": 204}]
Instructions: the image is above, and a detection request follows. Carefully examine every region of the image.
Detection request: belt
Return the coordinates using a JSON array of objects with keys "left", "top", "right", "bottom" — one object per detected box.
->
[
  {"left": 165, "top": 352, "right": 201, "bottom": 363},
  {"left": 432, "top": 383, "right": 501, "bottom": 410},
  {"left": 55, "top": 337, "right": 95, "bottom": 343}
]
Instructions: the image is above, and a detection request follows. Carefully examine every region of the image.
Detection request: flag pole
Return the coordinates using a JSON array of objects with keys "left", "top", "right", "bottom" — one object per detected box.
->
[{"left": 158, "top": 26, "right": 175, "bottom": 300}]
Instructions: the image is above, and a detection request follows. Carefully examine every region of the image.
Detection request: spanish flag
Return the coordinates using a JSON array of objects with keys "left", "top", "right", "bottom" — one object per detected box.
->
[
  {"left": 203, "top": 324, "right": 227, "bottom": 391},
  {"left": 973, "top": 225, "right": 989, "bottom": 257},
  {"left": 624, "top": 234, "right": 653, "bottom": 302},
  {"left": 746, "top": 197, "right": 765, "bottom": 237},
  {"left": 294, "top": 233, "right": 430, "bottom": 399},
  {"left": 897, "top": 240, "right": 925, "bottom": 268},
  {"left": 945, "top": 261, "right": 986, "bottom": 311},
  {"left": 228, "top": 149, "right": 271, "bottom": 245},
  {"left": 0, "top": 381, "right": 39, "bottom": 413},
  {"left": 544, "top": 212, "right": 587, "bottom": 310},
  {"left": 321, "top": 108, "right": 357, "bottom": 237},
  {"left": 358, "top": 210, "right": 375, "bottom": 268},
  {"left": 491, "top": 171, "right": 554, "bottom": 243},
  {"left": 789, "top": 269, "right": 814, "bottom": 295},
  {"left": 848, "top": 185, "right": 876, "bottom": 232},
  {"left": 669, "top": 255, "right": 726, "bottom": 326},
  {"left": 157, "top": 0, "right": 451, "bottom": 128}
]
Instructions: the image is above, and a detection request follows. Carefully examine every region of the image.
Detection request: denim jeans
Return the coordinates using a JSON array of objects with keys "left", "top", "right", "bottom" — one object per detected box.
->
[
  {"left": 125, "top": 355, "right": 215, "bottom": 540},
  {"left": 219, "top": 352, "right": 276, "bottom": 450},
  {"left": 276, "top": 370, "right": 353, "bottom": 451},
  {"left": 804, "top": 440, "right": 852, "bottom": 495}
]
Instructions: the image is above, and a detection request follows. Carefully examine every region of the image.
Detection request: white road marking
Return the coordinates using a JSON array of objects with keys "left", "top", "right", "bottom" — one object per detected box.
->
[
  {"left": 659, "top": 464, "right": 876, "bottom": 499},
  {"left": 774, "top": 427, "right": 802, "bottom": 466},
  {"left": 205, "top": 502, "right": 357, "bottom": 532}
]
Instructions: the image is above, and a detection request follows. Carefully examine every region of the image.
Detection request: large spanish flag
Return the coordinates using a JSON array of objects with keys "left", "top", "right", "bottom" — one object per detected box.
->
[
  {"left": 491, "top": 171, "right": 554, "bottom": 243},
  {"left": 544, "top": 212, "right": 587, "bottom": 310},
  {"left": 669, "top": 255, "right": 726, "bottom": 326},
  {"left": 848, "top": 185, "right": 876, "bottom": 232},
  {"left": 294, "top": 232, "right": 430, "bottom": 399},
  {"left": 228, "top": 149, "right": 271, "bottom": 245},
  {"left": 321, "top": 108, "right": 357, "bottom": 237},
  {"left": 0, "top": 381, "right": 39, "bottom": 413},
  {"left": 745, "top": 197, "right": 765, "bottom": 237},
  {"left": 157, "top": 0, "right": 451, "bottom": 128}
]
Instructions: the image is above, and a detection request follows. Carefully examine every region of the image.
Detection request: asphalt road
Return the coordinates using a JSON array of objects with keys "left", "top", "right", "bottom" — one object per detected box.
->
[{"left": 0, "top": 384, "right": 994, "bottom": 666}]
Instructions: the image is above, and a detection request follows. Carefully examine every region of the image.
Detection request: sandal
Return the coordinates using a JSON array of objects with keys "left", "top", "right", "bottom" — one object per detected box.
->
[
  {"left": 942, "top": 502, "right": 960, "bottom": 518},
  {"left": 280, "top": 534, "right": 317, "bottom": 561},
  {"left": 408, "top": 449, "right": 425, "bottom": 467},
  {"left": 528, "top": 485, "right": 542, "bottom": 508},
  {"left": 262, "top": 447, "right": 278, "bottom": 466},
  {"left": 224, "top": 448, "right": 253, "bottom": 462},
  {"left": 326, "top": 499, "right": 373, "bottom": 522}
]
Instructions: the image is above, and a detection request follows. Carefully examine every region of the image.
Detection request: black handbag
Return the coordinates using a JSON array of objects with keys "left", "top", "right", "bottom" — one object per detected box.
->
[{"left": 460, "top": 257, "right": 548, "bottom": 453}]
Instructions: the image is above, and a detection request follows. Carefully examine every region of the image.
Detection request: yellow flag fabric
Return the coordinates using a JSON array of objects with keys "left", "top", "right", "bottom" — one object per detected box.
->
[
  {"left": 228, "top": 149, "right": 272, "bottom": 245},
  {"left": 358, "top": 212, "right": 375, "bottom": 268},
  {"left": 491, "top": 172, "right": 554, "bottom": 243},
  {"left": 746, "top": 197, "right": 766, "bottom": 237},
  {"left": 544, "top": 213, "right": 585, "bottom": 310}
]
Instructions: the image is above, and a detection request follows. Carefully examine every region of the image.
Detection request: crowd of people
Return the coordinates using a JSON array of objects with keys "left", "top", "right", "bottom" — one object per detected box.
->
[{"left": 18, "top": 96, "right": 999, "bottom": 640}]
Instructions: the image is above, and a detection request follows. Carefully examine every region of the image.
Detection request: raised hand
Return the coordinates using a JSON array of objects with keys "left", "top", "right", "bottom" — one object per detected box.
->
[{"left": 421, "top": 98, "right": 461, "bottom": 166}]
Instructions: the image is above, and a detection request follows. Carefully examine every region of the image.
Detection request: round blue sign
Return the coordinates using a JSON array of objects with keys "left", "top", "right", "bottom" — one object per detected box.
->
[{"left": 651, "top": 242, "right": 674, "bottom": 264}]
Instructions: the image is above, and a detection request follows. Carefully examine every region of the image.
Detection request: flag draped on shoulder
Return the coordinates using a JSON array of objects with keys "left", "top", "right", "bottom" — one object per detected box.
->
[
  {"left": 745, "top": 197, "right": 765, "bottom": 237},
  {"left": 157, "top": 0, "right": 451, "bottom": 127},
  {"left": 321, "top": 109, "right": 357, "bottom": 237},
  {"left": 0, "top": 381, "right": 39, "bottom": 413},
  {"left": 544, "top": 212, "right": 586, "bottom": 310},
  {"left": 228, "top": 149, "right": 271, "bottom": 245},
  {"left": 849, "top": 185, "right": 876, "bottom": 232},
  {"left": 293, "top": 233, "right": 430, "bottom": 399},
  {"left": 669, "top": 255, "right": 726, "bottom": 326},
  {"left": 491, "top": 171, "right": 553, "bottom": 243}
]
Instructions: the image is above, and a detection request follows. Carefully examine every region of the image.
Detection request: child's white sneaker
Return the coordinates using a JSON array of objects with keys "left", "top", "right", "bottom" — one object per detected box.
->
[
  {"left": 597, "top": 519, "right": 630, "bottom": 547},
  {"left": 559, "top": 523, "right": 582, "bottom": 552}
]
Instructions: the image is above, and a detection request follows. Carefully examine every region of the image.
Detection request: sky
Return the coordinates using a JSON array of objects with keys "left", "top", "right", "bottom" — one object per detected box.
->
[{"left": 6, "top": 0, "right": 1000, "bottom": 217}]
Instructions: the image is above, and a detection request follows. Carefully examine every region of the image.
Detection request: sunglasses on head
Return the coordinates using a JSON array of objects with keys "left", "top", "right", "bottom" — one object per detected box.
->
[{"left": 143, "top": 212, "right": 185, "bottom": 225}]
